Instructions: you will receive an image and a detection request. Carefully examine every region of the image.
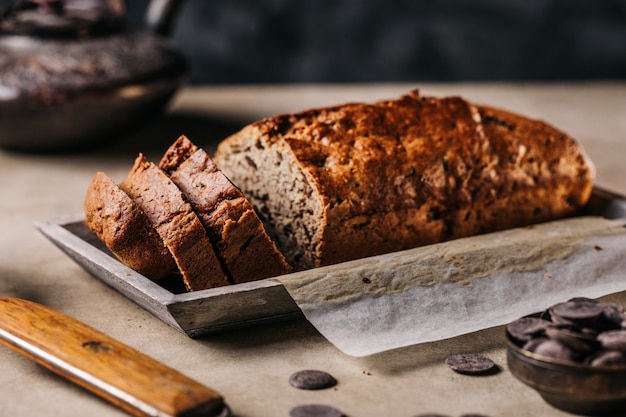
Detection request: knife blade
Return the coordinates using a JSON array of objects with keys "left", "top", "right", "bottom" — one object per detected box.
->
[{"left": 0, "top": 297, "right": 230, "bottom": 417}]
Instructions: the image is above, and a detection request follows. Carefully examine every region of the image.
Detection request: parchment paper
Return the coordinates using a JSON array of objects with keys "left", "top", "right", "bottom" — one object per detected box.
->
[{"left": 273, "top": 216, "right": 626, "bottom": 357}]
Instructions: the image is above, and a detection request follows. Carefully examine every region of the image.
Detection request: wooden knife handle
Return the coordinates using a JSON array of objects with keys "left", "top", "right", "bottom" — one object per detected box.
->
[{"left": 0, "top": 297, "right": 227, "bottom": 417}]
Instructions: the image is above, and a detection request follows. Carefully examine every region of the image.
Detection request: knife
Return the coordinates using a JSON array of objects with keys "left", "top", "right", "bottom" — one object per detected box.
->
[{"left": 0, "top": 297, "right": 230, "bottom": 417}]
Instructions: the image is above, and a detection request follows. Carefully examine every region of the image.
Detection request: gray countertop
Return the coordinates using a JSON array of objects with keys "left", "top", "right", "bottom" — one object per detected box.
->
[{"left": 1, "top": 83, "right": 625, "bottom": 417}]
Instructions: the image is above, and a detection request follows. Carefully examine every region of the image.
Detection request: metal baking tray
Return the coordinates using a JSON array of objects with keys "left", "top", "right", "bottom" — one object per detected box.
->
[{"left": 35, "top": 187, "right": 626, "bottom": 337}]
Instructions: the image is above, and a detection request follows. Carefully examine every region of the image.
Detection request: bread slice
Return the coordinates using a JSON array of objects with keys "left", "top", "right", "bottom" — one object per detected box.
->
[
  {"left": 213, "top": 90, "right": 595, "bottom": 270},
  {"left": 159, "top": 135, "right": 291, "bottom": 283},
  {"left": 84, "top": 172, "right": 177, "bottom": 279},
  {"left": 119, "top": 154, "right": 229, "bottom": 291}
]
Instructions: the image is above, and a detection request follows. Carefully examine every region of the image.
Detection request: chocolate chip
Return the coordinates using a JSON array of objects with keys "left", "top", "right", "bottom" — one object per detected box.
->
[
  {"left": 531, "top": 339, "right": 578, "bottom": 361},
  {"left": 522, "top": 336, "right": 549, "bottom": 352},
  {"left": 289, "top": 370, "right": 337, "bottom": 390},
  {"left": 550, "top": 299, "right": 603, "bottom": 324},
  {"left": 597, "top": 330, "right": 626, "bottom": 352},
  {"left": 568, "top": 297, "right": 598, "bottom": 303},
  {"left": 599, "top": 303, "right": 626, "bottom": 329},
  {"left": 483, "top": 114, "right": 512, "bottom": 130},
  {"left": 511, "top": 299, "right": 626, "bottom": 366},
  {"left": 588, "top": 350, "right": 626, "bottom": 367},
  {"left": 445, "top": 353, "right": 496, "bottom": 375},
  {"left": 507, "top": 317, "right": 551, "bottom": 343},
  {"left": 244, "top": 155, "right": 257, "bottom": 170},
  {"left": 544, "top": 326, "right": 599, "bottom": 353},
  {"left": 289, "top": 404, "right": 344, "bottom": 417}
]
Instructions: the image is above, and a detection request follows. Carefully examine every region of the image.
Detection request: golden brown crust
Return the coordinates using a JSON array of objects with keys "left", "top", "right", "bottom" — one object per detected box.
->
[
  {"left": 254, "top": 92, "right": 485, "bottom": 217},
  {"left": 83, "top": 172, "right": 176, "bottom": 279},
  {"left": 215, "top": 89, "right": 595, "bottom": 268}
]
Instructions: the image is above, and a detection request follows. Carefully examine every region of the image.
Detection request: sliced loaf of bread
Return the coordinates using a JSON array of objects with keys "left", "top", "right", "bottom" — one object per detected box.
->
[
  {"left": 84, "top": 171, "right": 177, "bottom": 279},
  {"left": 213, "top": 90, "right": 595, "bottom": 270},
  {"left": 159, "top": 135, "right": 291, "bottom": 283},
  {"left": 119, "top": 154, "right": 229, "bottom": 291}
]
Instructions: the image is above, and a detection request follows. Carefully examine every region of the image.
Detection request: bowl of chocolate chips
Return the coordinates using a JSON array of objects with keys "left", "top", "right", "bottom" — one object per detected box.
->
[{"left": 506, "top": 297, "right": 626, "bottom": 416}]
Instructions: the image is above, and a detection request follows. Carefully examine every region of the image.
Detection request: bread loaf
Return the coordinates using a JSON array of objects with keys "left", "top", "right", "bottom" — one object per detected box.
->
[
  {"left": 84, "top": 172, "right": 177, "bottom": 279},
  {"left": 119, "top": 154, "right": 229, "bottom": 291},
  {"left": 213, "top": 90, "right": 595, "bottom": 270},
  {"left": 159, "top": 135, "right": 291, "bottom": 283}
]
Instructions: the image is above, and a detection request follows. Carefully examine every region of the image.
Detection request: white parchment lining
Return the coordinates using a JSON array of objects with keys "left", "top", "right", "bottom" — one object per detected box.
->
[{"left": 273, "top": 216, "right": 626, "bottom": 357}]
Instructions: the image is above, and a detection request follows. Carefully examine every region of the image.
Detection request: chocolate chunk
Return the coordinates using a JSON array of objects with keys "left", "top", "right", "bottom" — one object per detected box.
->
[
  {"left": 512, "top": 299, "right": 626, "bottom": 366},
  {"left": 550, "top": 299, "right": 603, "bottom": 324},
  {"left": 507, "top": 317, "right": 551, "bottom": 343},
  {"left": 588, "top": 350, "right": 626, "bottom": 367},
  {"left": 522, "top": 337, "right": 549, "bottom": 352},
  {"left": 289, "top": 404, "right": 344, "bottom": 417},
  {"left": 544, "top": 326, "right": 599, "bottom": 353},
  {"left": 597, "top": 330, "right": 626, "bottom": 352},
  {"left": 445, "top": 353, "right": 496, "bottom": 375},
  {"left": 289, "top": 370, "right": 337, "bottom": 390},
  {"left": 598, "top": 303, "right": 626, "bottom": 330},
  {"left": 531, "top": 339, "right": 578, "bottom": 361},
  {"left": 568, "top": 297, "right": 599, "bottom": 304}
]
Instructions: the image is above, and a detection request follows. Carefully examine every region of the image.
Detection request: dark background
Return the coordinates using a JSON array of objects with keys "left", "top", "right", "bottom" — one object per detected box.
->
[
  {"left": 126, "top": 0, "right": 626, "bottom": 84},
  {"left": 3, "top": 0, "right": 626, "bottom": 84}
]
